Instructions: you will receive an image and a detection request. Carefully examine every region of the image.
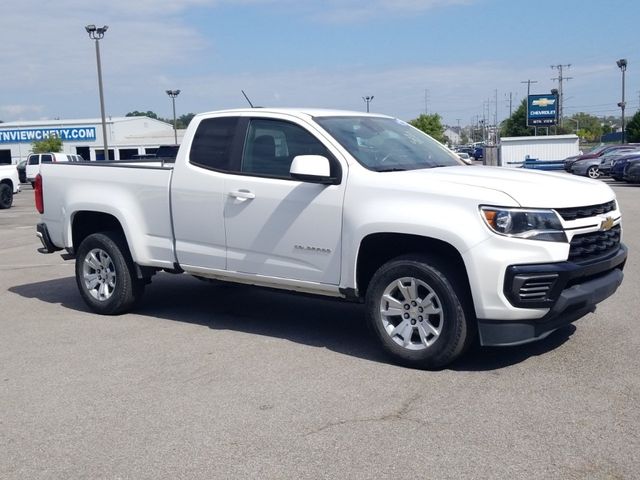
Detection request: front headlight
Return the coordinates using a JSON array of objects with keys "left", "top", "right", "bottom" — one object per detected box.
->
[{"left": 480, "top": 206, "right": 567, "bottom": 242}]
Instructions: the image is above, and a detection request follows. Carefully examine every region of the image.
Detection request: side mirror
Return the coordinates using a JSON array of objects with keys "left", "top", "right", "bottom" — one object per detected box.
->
[{"left": 290, "top": 155, "right": 336, "bottom": 184}]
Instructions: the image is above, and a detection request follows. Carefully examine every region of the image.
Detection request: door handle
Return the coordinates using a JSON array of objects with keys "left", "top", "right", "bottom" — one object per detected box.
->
[{"left": 228, "top": 189, "right": 255, "bottom": 200}]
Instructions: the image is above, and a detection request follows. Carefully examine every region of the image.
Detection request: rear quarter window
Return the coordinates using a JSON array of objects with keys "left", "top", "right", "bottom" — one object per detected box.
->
[{"left": 189, "top": 117, "right": 239, "bottom": 171}]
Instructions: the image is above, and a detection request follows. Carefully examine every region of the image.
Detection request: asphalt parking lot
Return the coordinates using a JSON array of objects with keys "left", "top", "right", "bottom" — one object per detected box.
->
[{"left": 1, "top": 179, "right": 639, "bottom": 479}]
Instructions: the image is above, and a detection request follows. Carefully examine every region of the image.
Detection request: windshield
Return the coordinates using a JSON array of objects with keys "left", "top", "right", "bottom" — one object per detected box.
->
[{"left": 315, "top": 116, "right": 462, "bottom": 171}]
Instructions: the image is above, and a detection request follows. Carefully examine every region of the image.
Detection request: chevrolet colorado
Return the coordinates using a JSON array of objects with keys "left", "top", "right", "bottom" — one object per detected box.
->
[{"left": 34, "top": 108, "right": 627, "bottom": 368}]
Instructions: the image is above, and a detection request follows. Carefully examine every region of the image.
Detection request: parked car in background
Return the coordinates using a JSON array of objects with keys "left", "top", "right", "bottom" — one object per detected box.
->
[
  {"left": 563, "top": 144, "right": 640, "bottom": 172},
  {"left": 610, "top": 153, "right": 640, "bottom": 181},
  {"left": 600, "top": 150, "right": 640, "bottom": 176},
  {"left": 0, "top": 163, "right": 21, "bottom": 209},
  {"left": 571, "top": 158, "right": 602, "bottom": 178},
  {"left": 155, "top": 145, "right": 180, "bottom": 162},
  {"left": 472, "top": 146, "right": 483, "bottom": 160},
  {"left": 622, "top": 158, "right": 640, "bottom": 183},
  {"left": 16, "top": 159, "right": 27, "bottom": 183},
  {"left": 457, "top": 152, "right": 473, "bottom": 165},
  {"left": 26, "top": 153, "right": 84, "bottom": 184},
  {"left": 454, "top": 146, "right": 474, "bottom": 157}
]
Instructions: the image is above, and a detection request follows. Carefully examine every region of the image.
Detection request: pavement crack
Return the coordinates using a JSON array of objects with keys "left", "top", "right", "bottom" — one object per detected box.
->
[{"left": 304, "top": 392, "right": 423, "bottom": 437}]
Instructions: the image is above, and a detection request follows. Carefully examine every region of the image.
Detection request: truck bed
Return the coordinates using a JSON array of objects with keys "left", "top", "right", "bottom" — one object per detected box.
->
[{"left": 40, "top": 161, "right": 176, "bottom": 269}]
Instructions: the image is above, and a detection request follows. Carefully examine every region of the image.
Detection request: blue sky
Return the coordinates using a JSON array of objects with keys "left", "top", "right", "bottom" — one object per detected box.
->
[{"left": 0, "top": 0, "right": 638, "bottom": 126}]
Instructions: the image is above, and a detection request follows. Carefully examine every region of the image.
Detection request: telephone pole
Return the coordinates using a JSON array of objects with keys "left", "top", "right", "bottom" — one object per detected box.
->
[
  {"left": 424, "top": 89, "right": 429, "bottom": 114},
  {"left": 551, "top": 64, "right": 572, "bottom": 127},
  {"left": 521, "top": 79, "right": 538, "bottom": 98}
]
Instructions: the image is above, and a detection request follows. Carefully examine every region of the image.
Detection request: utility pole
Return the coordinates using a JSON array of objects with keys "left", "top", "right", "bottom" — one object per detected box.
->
[
  {"left": 551, "top": 64, "right": 572, "bottom": 127},
  {"left": 521, "top": 79, "right": 538, "bottom": 98},
  {"left": 505, "top": 92, "right": 513, "bottom": 117},
  {"left": 521, "top": 80, "right": 537, "bottom": 135},
  {"left": 424, "top": 89, "right": 429, "bottom": 115}
]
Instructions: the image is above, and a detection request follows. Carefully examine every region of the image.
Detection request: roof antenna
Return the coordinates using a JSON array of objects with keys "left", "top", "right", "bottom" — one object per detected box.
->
[{"left": 241, "top": 90, "right": 255, "bottom": 108}]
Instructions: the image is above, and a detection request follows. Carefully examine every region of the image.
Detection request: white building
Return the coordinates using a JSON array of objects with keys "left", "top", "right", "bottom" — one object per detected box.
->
[
  {"left": 500, "top": 134, "right": 580, "bottom": 167},
  {"left": 0, "top": 116, "right": 184, "bottom": 164}
]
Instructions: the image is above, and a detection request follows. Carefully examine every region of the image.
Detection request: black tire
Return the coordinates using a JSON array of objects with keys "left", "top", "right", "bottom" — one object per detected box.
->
[
  {"left": 365, "top": 254, "right": 472, "bottom": 370},
  {"left": 612, "top": 175, "right": 622, "bottom": 181},
  {"left": 75, "top": 231, "right": 144, "bottom": 315},
  {"left": 0, "top": 183, "right": 13, "bottom": 209}
]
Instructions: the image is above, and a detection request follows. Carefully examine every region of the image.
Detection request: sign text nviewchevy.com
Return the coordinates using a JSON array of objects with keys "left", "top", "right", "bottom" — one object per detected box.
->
[{"left": 0, "top": 127, "right": 97, "bottom": 144}]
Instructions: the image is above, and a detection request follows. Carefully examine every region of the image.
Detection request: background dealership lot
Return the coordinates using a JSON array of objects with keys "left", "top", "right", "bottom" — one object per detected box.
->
[{"left": 1, "top": 181, "right": 639, "bottom": 479}]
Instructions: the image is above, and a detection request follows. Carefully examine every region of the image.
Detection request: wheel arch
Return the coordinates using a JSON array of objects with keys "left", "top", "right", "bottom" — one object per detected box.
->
[
  {"left": 355, "top": 232, "right": 475, "bottom": 314},
  {"left": 71, "top": 210, "right": 127, "bottom": 255}
]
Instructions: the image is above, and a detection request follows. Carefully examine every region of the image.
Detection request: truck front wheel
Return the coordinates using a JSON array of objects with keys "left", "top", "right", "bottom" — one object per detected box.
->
[
  {"left": 75, "top": 232, "right": 144, "bottom": 315},
  {"left": 365, "top": 255, "right": 471, "bottom": 369}
]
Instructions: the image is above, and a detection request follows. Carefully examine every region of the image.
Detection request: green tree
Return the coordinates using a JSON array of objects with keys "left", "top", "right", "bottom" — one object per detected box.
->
[
  {"left": 32, "top": 136, "right": 63, "bottom": 153},
  {"left": 178, "top": 113, "right": 196, "bottom": 128},
  {"left": 126, "top": 110, "right": 159, "bottom": 119},
  {"left": 626, "top": 110, "right": 640, "bottom": 143},
  {"left": 409, "top": 113, "right": 446, "bottom": 143},
  {"left": 566, "top": 112, "right": 602, "bottom": 142},
  {"left": 125, "top": 110, "right": 195, "bottom": 129},
  {"left": 459, "top": 130, "right": 469, "bottom": 145},
  {"left": 500, "top": 99, "right": 535, "bottom": 137}
]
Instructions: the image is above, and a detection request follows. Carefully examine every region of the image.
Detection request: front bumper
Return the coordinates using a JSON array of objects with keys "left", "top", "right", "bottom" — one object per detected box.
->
[{"left": 477, "top": 244, "right": 627, "bottom": 346}]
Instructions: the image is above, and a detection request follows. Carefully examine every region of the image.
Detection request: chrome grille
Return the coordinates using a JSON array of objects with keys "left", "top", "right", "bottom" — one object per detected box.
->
[
  {"left": 569, "top": 225, "right": 621, "bottom": 262},
  {"left": 555, "top": 201, "right": 616, "bottom": 221}
]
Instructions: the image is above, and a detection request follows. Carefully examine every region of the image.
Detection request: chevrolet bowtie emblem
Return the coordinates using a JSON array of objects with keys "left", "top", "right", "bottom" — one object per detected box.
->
[{"left": 600, "top": 217, "right": 614, "bottom": 231}]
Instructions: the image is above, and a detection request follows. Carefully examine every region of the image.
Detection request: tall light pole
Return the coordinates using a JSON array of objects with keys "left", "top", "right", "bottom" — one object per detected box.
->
[
  {"left": 362, "top": 95, "right": 374, "bottom": 113},
  {"left": 166, "top": 90, "right": 181, "bottom": 144},
  {"left": 85, "top": 25, "right": 109, "bottom": 160},
  {"left": 617, "top": 59, "right": 627, "bottom": 144}
]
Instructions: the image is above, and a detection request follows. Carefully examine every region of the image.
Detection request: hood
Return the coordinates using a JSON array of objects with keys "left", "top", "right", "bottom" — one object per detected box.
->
[{"left": 389, "top": 166, "right": 614, "bottom": 208}]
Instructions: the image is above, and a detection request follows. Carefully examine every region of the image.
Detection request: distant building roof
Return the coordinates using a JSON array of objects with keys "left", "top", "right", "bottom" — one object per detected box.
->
[{"left": 0, "top": 116, "right": 172, "bottom": 128}]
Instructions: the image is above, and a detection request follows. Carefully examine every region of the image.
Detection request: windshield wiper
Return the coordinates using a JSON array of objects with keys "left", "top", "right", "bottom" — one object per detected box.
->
[{"left": 376, "top": 167, "right": 406, "bottom": 172}]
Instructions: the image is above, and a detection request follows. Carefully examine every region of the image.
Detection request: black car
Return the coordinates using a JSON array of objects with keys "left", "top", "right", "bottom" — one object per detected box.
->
[
  {"left": 623, "top": 158, "right": 640, "bottom": 183},
  {"left": 16, "top": 160, "right": 27, "bottom": 183}
]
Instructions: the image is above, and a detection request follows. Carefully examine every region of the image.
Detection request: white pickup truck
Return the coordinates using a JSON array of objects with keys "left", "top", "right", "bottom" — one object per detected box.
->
[
  {"left": 0, "top": 163, "right": 20, "bottom": 209},
  {"left": 35, "top": 108, "right": 627, "bottom": 368}
]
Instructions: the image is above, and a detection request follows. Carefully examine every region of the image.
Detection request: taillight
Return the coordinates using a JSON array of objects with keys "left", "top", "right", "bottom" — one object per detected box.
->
[{"left": 35, "top": 174, "right": 44, "bottom": 214}]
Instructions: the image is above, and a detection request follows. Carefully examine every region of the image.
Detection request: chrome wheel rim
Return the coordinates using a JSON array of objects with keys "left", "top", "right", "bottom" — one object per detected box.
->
[
  {"left": 588, "top": 167, "right": 599, "bottom": 179},
  {"left": 82, "top": 248, "right": 116, "bottom": 301},
  {"left": 379, "top": 277, "right": 443, "bottom": 350}
]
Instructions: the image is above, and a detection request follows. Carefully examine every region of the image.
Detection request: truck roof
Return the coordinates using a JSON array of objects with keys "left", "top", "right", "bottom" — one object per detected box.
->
[{"left": 195, "top": 108, "right": 393, "bottom": 119}]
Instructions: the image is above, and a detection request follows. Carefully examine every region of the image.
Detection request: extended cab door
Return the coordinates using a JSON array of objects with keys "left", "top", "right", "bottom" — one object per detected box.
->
[
  {"left": 171, "top": 116, "right": 242, "bottom": 271},
  {"left": 223, "top": 116, "right": 346, "bottom": 285}
]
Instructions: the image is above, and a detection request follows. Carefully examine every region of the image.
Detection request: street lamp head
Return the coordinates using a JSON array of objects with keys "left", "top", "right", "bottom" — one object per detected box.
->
[
  {"left": 166, "top": 90, "right": 181, "bottom": 98},
  {"left": 616, "top": 58, "right": 627, "bottom": 70},
  {"left": 85, "top": 24, "right": 108, "bottom": 39}
]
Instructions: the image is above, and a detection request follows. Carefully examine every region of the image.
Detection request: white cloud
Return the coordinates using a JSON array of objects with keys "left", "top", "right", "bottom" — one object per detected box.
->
[
  {"left": 0, "top": 105, "right": 44, "bottom": 119},
  {"left": 316, "top": 0, "right": 475, "bottom": 22}
]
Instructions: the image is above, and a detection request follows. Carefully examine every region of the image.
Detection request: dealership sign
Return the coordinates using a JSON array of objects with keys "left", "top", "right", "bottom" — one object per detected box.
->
[
  {"left": 527, "top": 94, "right": 558, "bottom": 126},
  {"left": 0, "top": 127, "right": 97, "bottom": 144}
]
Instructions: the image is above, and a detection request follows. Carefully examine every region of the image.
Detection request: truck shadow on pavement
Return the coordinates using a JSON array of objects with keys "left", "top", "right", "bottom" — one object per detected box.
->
[{"left": 9, "top": 273, "right": 575, "bottom": 371}]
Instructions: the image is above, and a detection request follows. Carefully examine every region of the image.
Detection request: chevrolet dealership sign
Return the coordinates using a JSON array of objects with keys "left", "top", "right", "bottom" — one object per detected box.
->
[
  {"left": 0, "top": 127, "right": 96, "bottom": 144},
  {"left": 527, "top": 94, "right": 558, "bottom": 126}
]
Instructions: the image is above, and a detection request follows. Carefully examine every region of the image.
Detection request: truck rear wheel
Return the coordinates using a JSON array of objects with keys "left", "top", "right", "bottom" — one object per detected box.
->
[
  {"left": 75, "top": 231, "right": 144, "bottom": 315},
  {"left": 365, "top": 255, "right": 471, "bottom": 369},
  {"left": 0, "top": 183, "right": 13, "bottom": 209}
]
